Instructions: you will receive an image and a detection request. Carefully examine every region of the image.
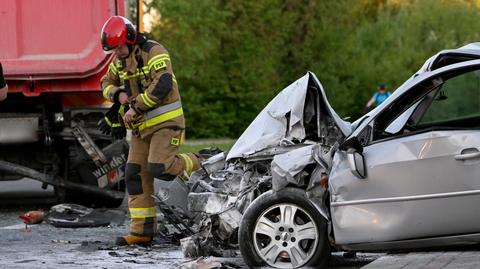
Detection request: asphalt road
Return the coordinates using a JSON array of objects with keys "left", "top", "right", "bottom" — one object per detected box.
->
[{"left": 0, "top": 203, "right": 376, "bottom": 269}]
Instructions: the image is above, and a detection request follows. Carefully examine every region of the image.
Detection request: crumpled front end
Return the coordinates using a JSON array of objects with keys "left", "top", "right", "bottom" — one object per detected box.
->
[{"left": 156, "top": 72, "right": 350, "bottom": 258}]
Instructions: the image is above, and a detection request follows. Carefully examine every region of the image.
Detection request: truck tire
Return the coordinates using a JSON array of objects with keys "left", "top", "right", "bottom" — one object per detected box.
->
[
  {"left": 239, "top": 187, "right": 330, "bottom": 269},
  {"left": 64, "top": 143, "right": 125, "bottom": 208}
]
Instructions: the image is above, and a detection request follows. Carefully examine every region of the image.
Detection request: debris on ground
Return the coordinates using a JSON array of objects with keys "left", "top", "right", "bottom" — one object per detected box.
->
[
  {"left": 46, "top": 203, "right": 125, "bottom": 228},
  {"left": 179, "top": 256, "right": 245, "bottom": 269},
  {"left": 51, "top": 239, "right": 72, "bottom": 244},
  {"left": 19, "top": 210, "right": 45, "bottom": 224}
]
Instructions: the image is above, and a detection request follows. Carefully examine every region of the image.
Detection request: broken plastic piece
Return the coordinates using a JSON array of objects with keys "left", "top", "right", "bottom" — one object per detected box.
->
[{"left": 19, "top": 210, "right": 45, "bottom": 225}]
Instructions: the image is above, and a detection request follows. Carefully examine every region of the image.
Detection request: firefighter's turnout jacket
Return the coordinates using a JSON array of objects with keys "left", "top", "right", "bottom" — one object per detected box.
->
[
  {"left": 100, "top": 36, "right": 200, "bottom": 236},
  {"left": 101, "top": 37, "right": 183, "bottom": 138}
]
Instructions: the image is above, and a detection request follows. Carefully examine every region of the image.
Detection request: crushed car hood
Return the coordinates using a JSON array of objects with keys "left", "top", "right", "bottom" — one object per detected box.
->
[{"left": 227, "top": 72, "right": 351, "bottom": 160}]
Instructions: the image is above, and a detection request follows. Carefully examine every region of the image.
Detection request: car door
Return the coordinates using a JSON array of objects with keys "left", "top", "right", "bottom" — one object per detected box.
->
[{"left": 330, "top": 63, "right": 480, "bottom": 245}]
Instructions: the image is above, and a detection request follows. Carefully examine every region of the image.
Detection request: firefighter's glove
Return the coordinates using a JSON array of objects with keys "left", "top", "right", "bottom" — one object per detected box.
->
[
  {"left": 98, "top": 103, "right": 122, "bottom": 136},
  {"left": 110, "top": 105, "right": 129, "bottom": 139},
  {"left": 111, "top": 122, "right": 127, "bottom": 139},
  {"left": 97, "top": 117, "right": 112, "bottom": 135}
]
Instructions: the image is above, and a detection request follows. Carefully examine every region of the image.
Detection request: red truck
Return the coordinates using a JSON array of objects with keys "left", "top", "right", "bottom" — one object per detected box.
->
[{"left": 0, "top": 0, "right": 131, "bottom": 206}]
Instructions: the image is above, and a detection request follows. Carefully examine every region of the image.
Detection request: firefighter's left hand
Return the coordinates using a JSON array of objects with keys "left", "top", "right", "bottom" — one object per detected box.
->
[{"left": 123, "top": 107, "right": 137, "bottom": 124}]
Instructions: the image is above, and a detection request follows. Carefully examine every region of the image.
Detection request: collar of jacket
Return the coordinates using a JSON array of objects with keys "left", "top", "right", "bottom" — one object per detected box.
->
[{"left": 122, "top": 45, "right": 142, "bottom": 73}]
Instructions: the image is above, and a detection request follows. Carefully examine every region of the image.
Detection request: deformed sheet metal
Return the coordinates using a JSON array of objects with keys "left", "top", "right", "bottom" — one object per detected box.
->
[
  {"left": 187, "top": 192, "right": 237, "bottom": 215},
  {"left": 271, "top": 144, "right": 316, "bottom": 191},
  {"left": 227, "top": 73, "right": 310, "bottom": 160},
  {"left": 227, "top": 72, "right": 351, "bottom": 161}
]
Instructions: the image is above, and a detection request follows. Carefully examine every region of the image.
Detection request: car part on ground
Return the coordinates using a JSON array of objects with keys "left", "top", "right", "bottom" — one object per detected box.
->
[
  {"left": 46, "top": 203, "right": 125, "bottom": 228},
  {"left": 19, "top": 210, "right": 45, "bottom": 225},
  {"left": 179, "top": 256, "right": 246, "bottom": 269}
]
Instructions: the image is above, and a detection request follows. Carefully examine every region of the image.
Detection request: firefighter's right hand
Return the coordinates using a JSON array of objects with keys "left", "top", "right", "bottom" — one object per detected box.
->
[{"left": 97, "top": 116, "right": 112, "bottom": 135}]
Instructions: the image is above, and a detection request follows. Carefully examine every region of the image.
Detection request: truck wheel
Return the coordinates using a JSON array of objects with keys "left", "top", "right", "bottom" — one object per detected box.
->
[
  {"left": 64, "top": 143, "right": 125, "bottom": 208},
  {"left": 239, "top": 188, "right": 330, "bottom": 269}
]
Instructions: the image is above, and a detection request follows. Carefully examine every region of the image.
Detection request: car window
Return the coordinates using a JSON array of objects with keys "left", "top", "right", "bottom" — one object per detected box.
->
[
  {"left": 417, "top": 70, "right": 480, "bottom": 126},
  {"left": 371, "top": 67, "right": 480, "bottom": 142},
  {"left": 384, "top": 100, "right": 420, "bottom": 134}
]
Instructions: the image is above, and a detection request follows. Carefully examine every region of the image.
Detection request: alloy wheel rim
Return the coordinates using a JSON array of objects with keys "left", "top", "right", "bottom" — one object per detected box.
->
[{"left": 253, "top": 203, "right": 318, "bottom": 268}]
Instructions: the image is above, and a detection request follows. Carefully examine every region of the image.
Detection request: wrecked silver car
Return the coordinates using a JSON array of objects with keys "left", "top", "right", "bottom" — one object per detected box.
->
[{"left": 157, "top": 43, "right": 480, "bottom": 268}]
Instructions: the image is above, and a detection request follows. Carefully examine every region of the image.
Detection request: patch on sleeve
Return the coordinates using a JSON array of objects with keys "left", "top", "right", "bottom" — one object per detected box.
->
[
  {"left": 153, "top": 60, "right": 167, "bottom": 71},
  {"left": 170, "top": 137, "right": 180, "bottom": 146}
]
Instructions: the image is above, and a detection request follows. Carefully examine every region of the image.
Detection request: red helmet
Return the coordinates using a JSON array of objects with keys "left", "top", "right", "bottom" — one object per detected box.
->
[{"left": 101, "top": 16, "right": 136, "bottom": 53}]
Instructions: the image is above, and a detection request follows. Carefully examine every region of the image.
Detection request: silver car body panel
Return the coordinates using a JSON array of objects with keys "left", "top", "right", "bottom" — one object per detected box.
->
[
  {"left": 330, "top": 130, "right": 480, "bottom": 244},
  {"left": 341, "top": 232, "right": 480, "bottom": 252},
  {"left": 227, "top": 72, "right": 351, "bottom": 160}
]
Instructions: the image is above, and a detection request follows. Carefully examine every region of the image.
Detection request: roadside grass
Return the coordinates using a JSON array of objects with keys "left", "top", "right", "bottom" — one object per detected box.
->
[{"left": 178, "top": 140, "right": 235, "bottom": 154}]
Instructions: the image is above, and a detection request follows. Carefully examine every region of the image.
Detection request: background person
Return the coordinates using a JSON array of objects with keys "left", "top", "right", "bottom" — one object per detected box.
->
[{"left": 366, "top": 83, "right": 391, "bottom": 109}]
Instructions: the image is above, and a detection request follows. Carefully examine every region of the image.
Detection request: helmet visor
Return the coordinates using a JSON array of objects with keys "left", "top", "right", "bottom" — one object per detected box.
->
[
  {"left": 101, "top": 32, "right": 119, "bottom": 54},
  {"left": 102, "top": 46, "right": 116, "bottom": 54}
]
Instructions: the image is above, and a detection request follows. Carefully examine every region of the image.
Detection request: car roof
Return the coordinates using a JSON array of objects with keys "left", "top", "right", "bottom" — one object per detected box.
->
[{"left": 419, "top": 42, "right": 480, "bottom": 73}]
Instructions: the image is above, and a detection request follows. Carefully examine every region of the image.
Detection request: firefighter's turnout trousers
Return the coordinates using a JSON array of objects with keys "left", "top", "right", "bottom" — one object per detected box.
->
[{"left": 125, "top": 128, "right": 200, "bottom": 236}]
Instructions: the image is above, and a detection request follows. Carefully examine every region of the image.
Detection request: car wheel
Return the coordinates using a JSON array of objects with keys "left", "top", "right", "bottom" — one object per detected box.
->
[{"left": 239, "top": 187, "right": 330, "bottom": 269}]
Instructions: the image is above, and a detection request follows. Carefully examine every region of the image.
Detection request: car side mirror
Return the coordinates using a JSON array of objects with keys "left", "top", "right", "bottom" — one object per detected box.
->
[
  {"left": 340, "top": 137, "right": 366, "bottom": 179},
  {"left": 347, "top": 148, "right": 366, "bottom": 179}
]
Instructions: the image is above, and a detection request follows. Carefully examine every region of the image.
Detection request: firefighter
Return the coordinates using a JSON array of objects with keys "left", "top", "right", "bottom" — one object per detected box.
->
[
  {"left": 0, "top": 62, "right": 7, "bottom": 101},
  {"left": 100, "top": 16, "right": 201, "bottom": 246}
]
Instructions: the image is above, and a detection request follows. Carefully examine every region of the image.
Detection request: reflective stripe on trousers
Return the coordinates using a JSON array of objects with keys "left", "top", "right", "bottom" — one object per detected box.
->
[
  {"left": 179, "top": 153, "right": 194, "bottom": 176},
  {"left": 129, "top": 207, "right": 156, "bottom": 218}
]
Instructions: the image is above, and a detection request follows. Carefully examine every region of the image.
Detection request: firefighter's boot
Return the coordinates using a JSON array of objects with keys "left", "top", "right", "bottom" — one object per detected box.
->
[{"left": 115, "top": 234, "right": 152, "bottom": 246}]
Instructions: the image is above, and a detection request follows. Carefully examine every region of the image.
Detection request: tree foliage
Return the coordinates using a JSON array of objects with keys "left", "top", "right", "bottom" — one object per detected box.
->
[{"left": 147, "top": 0, "right": 480, "bottom": 138}]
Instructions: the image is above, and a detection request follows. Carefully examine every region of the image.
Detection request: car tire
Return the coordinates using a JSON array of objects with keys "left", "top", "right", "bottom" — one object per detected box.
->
[{"left": 239, "top": 187, "right": 330, "bottom": 269}]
